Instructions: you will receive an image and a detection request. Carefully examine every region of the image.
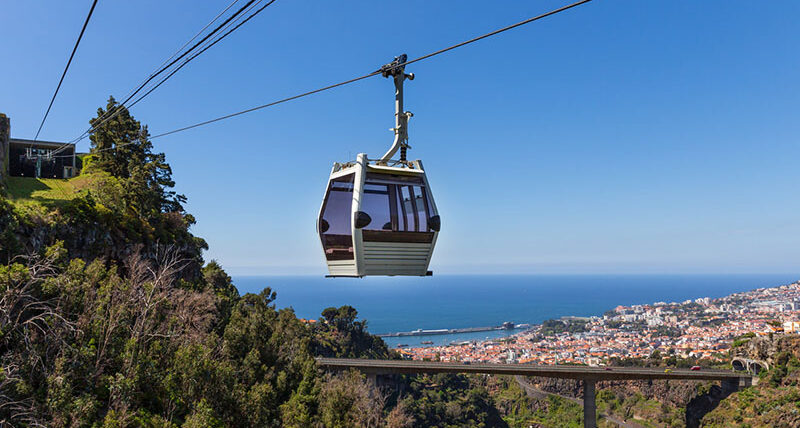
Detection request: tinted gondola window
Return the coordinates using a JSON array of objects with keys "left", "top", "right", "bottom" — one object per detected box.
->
[
  {"left": 399, "top": 186, "right": 417, "bottom": 231},
  {"left": 362, "top": 183, "right": 392, "bottom": 230},
  {"left": 320, "top": 174, "right": 354, "bottom": 260},
  {"left": 395, "top": 184, "right": 431, "bottom": 232},
  {"left": 394, "top": 186, "right": 408, "bottom": 231},
  {"left": 363, "top": 174, "right": 434, "bottom": 234},
  {"left": 411, "top": 186, "right": 429, "bottom": 232}
]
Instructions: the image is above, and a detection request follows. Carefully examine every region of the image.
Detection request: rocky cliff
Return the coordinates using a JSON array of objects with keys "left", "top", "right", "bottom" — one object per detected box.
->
[
  {"left": 733, "top": 333, "right": 800, "bottom": 366},
  {"left": 0, "top": 195, "right": 206, "bottom": 279},
  {"left": 523, "top": 363, "right": 749, "bottom": 428}
]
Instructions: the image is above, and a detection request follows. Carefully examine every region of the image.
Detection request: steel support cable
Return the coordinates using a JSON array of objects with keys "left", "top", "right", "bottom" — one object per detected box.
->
[
  {"left": 124, "top": 0, "right": 278, "bottom": 114},
  {"left": 33, "top": 0, "right": 99, "bottom": 142},
  {"left": 148, "top": 0, "right": 592, "bottom": 141},
  {"left": 63, "top": 0, "right": 260, "bottom": 149},
  {"left": 53, "top": 0, "right": 591, "bottom": 157},
  {"left": 47, "top": 0, "right": 274, "bottom": 159},
  {"left": 111, "top": 0, "right": 243, "bottom": 113},
  {"left": 103, "top": 0, "right": 257, "bottom": 113},
  {"left": 47, "top": 71, "right": 379, "bottom": 157},
  {"left": 53, "top": 2, "right": 248, "bottom": 157},
  {"left": 151, "top": 71, "right": 381, "bottom": 140},
  {"left": 64, "top": 0, "right": 273, "bottom": 151},
  {"left": 402, "top": 0, "right": 591, "bottom": 67}
]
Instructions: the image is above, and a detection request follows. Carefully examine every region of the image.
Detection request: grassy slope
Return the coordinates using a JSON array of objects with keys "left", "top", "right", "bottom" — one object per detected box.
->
[{"left": 5, "top": 175, "right": 93, "bottom": 206}]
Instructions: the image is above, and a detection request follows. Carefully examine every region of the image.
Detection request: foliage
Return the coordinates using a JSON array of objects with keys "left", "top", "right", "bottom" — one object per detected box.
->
[
  {"left": 0, "top": 99, "right": 402, "bottom": 427},
  {"left": 2, "top": 173, "right": 207, "bottom": 277},
  {"left": 0, "top": 241, "right": 401, "bottom": 427},
  {"left": 397, "top": 373, "right": 507, "bottom": 428},
  {"left": 312, "top": 305, "right": 394, "bottom": 359},
  {"left": 89, "top": 96, "right": 185, "bottom": 216},
  {"left": 540, "top": 318, "right": 589, "bottom": 336},
  {"left": 702, "top": 336, "right": 800, "bottom": 427},
  {"left": 485, "top": 376, "right": 550, "bottom": 427},
  {"left": 731, "top": 332, "right": 756, "bottom": 349},
  {"left": 317, "top": 370, "right": 385, "bottom": 428}
]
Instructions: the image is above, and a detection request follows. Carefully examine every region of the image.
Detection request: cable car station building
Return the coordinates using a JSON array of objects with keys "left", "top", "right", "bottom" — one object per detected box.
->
[{"left": 0, "top": 113, "right": 77, "bottom": 182}]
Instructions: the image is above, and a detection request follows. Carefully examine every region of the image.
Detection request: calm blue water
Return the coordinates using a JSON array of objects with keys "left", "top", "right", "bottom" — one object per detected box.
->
[{"left": 232, "top": 274, "right": 797, "bottom": 347}]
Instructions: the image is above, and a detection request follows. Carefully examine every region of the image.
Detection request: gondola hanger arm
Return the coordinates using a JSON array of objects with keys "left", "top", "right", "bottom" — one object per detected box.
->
[{"left": 378, "top": 54, "right": 414, "bottom": 165}]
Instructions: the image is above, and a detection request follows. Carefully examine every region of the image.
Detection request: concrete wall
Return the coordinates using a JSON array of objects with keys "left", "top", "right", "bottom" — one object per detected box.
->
[{"left": 0, "top": 113, "right": 9, "bottom": 186}]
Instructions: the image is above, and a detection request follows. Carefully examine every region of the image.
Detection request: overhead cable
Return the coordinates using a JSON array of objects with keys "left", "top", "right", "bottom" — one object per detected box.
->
[
  {"left": 33, "top": 0, "right": 99, "bottom": 141},
  {"left": 63, "top": 0, "right": 591, "bottom": 157},
  {"left": 149, "top": 0, "right": 592, "bottom": 141},
  {"left": 126, "top": 0, "right": 278, "bottom": 112},
  {"left": 118, "top": 0, "right": 243, "bottom": 107},
  {"left": 63, "top": 0, "right": 267, "bottom": 149}
]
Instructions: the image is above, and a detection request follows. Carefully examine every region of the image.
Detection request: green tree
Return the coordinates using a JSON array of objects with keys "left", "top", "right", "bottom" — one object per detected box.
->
[
  {"left": 317, "top": 370, "right": 384, "bottom": 428},
  {"left": 89, "top": 96, "right": 185, "bottom": 216},
  {"left": 314, "top": 305, "right": 393, "bottom": 359}
]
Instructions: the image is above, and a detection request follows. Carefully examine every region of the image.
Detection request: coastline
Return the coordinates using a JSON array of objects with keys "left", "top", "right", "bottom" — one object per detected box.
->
[
  {"left": 396, "top": 280, "right": 800, "bottom": 365},
  {"left": 234, "top": 274, "right": 798, "bottom": 346}
]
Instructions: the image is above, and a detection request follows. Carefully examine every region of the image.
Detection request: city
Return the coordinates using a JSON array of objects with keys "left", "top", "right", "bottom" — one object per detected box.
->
[{"left": 399, "top": 281, "right": 800, "bottom": 365}]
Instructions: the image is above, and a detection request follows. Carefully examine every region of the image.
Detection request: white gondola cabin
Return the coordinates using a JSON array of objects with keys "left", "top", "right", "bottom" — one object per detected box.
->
[
  {"left": 318, "top": 155, "right": 440, "bottom": 277},
  {"left": 317, "top": 54, "right": 440, "bottom": 277}
]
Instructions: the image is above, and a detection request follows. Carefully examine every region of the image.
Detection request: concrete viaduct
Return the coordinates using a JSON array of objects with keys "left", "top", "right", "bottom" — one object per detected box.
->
[
  {"left": 317, "top": 358, "right": 751, "bottom": 428},
  {"left": 731, "top": 357, "right": 769, "bottom": 375}
]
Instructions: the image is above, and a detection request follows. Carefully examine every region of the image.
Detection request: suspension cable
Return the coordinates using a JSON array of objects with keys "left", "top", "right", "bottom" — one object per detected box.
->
[
  {"left": 33, "top": 0, "right": 98, "bottom": 142},
  {"left": 54, "top": 0, "right": 591, "bottom": 157},
  {"left": 149, "top": 0, "right": 592, "bottom": 141},
  {"left": 59, "top": 0, "right": 272, "bottom": 152}
]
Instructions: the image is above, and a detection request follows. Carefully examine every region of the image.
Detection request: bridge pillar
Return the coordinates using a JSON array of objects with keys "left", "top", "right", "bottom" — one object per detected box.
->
[
  {"left": 722, "top": 378, "right": 741, "bottom": 394},
  {"left": 583, "top": 378, "right": 596, "bottom": 428}
]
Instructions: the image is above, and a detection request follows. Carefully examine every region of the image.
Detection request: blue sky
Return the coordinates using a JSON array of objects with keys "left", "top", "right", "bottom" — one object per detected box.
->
[{"left": 2, "top": 0, "right": 799, "bottom": 275}]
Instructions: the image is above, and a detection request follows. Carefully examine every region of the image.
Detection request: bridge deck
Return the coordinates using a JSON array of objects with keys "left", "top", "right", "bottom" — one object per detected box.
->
[{"left": 317, "top": 358, "right": 747, "bottom": 382}]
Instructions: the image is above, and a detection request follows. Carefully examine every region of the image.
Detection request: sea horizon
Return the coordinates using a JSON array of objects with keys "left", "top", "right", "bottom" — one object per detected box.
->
[{"left": 232, "top": 273, "right": 799, "bottom": 347}]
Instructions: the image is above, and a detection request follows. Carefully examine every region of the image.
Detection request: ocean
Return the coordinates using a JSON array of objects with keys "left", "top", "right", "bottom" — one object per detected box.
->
[{"left": 232, "top": 274, "right": 797, "bottom": 347}]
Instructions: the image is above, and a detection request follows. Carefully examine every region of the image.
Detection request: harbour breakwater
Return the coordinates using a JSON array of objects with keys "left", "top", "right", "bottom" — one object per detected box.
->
[{"left": 378, "top": 321, "right": 532, "bottom": 338}]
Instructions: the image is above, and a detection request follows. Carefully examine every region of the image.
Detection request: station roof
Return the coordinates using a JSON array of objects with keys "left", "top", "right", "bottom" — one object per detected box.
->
[{"left": 9, "top": 138, "right": 74, "bottom": 149}]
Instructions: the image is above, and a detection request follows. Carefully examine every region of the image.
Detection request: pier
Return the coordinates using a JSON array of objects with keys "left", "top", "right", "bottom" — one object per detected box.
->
[{"left": 378, "top": 321, "right": 530, "bottom": 338}]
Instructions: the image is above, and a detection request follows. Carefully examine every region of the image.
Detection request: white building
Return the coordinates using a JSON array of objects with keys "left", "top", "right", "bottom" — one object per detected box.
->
[{"left": 784, "top": 320, "right": 800, "bottom": 334}]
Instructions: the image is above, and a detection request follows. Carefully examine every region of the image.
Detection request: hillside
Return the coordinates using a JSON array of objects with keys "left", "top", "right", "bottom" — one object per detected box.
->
[
  {"left": 5, "top": 167, "right": 800, "bottom": 427},
  {"left": 5, "top": 176, "right": 81, "bottom": 204},
  {"left": 0, "top": 99, "right": 510, "bottom": 427},
  {"left": 4, "top": 99, "right": 800, "bottom": 427},
  {"left": 3, "top": 153, "right": 93, "bottom": 207},
  {"left": 497, "top": 335, "right": 800, "bottom": 427},
  {"left": 700, "top": 334, "right": 800, "bottom": 427}
]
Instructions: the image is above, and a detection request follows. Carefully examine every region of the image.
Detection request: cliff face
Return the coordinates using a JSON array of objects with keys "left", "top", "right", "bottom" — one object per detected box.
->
[
  {"left": 0, "top": 196, "right": 206, "bottom": 279},
  {"left": 700, "top": 334, "right": 800, "bottom": 427},
  {"left": 733, "top": 333, "right": 800, "bottom": 366},
  {"left": 528, "top": 376, "right": 702, "bottom": 410},
  {"left": 525, "top": 368, "right": 756, "bottom": 428}
]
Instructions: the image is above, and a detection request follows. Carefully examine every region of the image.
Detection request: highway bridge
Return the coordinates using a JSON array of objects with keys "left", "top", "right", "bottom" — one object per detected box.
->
[{"left": 317, "top": 358, "right": 751, "bottom": 428}]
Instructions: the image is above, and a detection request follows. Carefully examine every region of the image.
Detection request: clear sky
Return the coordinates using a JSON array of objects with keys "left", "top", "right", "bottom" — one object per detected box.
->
[{"left": 2, "top": 1, "right": 799, "bottom": 275}]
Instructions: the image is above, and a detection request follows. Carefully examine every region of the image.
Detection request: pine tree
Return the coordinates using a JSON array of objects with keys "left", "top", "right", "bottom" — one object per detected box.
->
[{"left": 89, "top": 96, "right": 186, "bottom": 215}]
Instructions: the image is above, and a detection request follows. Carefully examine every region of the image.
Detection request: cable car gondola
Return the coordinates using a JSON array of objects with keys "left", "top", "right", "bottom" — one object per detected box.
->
[{"left": 317, "top": 55, "right": 440, "bottom": 277}]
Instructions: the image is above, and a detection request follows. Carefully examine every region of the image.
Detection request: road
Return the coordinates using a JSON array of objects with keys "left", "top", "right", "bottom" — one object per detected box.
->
[{"left": 316, "top": 358, "right": 748, "bottom": 382}]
